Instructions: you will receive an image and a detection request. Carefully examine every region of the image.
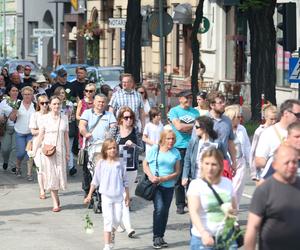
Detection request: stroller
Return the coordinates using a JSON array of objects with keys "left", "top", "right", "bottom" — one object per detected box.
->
[{"left": 86, "top": 139, "right": 103, "bottom": 214}]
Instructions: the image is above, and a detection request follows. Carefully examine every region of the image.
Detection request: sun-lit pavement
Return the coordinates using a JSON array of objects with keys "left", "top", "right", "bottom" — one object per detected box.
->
[{"left": 0, "top": 163, "right": 254, "bottom": 250}]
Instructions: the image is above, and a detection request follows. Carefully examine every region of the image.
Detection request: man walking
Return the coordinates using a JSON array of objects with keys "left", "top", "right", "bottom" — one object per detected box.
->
[
  {"left": 168, "top": 90, "right": 199, "bottom": 214},
  {"left": 70, "top": 66, "right": 88, "bottom": 100},
  {"left": 245, "top": 144, "right": 300, "bottom": 250}
]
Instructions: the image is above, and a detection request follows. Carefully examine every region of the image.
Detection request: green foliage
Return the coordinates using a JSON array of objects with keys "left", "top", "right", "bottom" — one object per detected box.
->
[
  {"left": 239, "top": 0, "right": 270, "bottom": 11},
  {"left": 244, "top": 120, "right": 260, "bottom": 136},
  {"left": 84, "top": 214, "right": 93, "bottom": 230}
]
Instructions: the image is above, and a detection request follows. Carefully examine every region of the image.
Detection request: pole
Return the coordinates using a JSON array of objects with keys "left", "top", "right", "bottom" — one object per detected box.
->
[
  {"left": 159, "top": 0, "right": 167, "bottom": 122},
  {"left": 298, "top": 47, "right": 300, "bottom": 100},
  {"left": 3, "top": 0, "right": 6, "bottom": 59},
  {"left": 22, "top": 0, "right": 25, "bottom": 58},
  {"left": 55, "top": 2, "right": 58, "bottom": 54}
]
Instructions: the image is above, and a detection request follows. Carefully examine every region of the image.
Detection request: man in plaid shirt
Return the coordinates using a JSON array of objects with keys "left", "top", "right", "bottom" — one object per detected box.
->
[{"left": 109, "top": 73, "right": 145, "bottom": 132}]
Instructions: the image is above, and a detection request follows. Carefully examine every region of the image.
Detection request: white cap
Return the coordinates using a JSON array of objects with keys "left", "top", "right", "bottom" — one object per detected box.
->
[{"left": 36, "top": 74, "right": 46, "bottom": 83}]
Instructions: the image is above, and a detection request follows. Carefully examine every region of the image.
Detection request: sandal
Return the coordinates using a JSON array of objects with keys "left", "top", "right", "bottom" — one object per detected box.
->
[
  {"left": 39, "top": 194, "right": 46, "bottom": 200},
  {"left": 52, "top": 207, "right": 61, "bottom": 212}
]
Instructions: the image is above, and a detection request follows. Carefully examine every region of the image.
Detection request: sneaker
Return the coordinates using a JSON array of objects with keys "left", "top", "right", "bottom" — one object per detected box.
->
[
  {"left": 69, "top": 167, "right": 77, "bottom": 176},
  {"left": 16, "top": 169, "right": 22, "bottom": 177},
  {"left": 160, "top": 237, "right": 168, "bottom": 248},
  {"left": 103, "top": 244, "right": 112, "bottom": 250},
  {"left": 176, "top": 206, "right": 185, "bottom": 214},
  {"left": 3, "top": 163, "right": 8, "bottom": 170},
  {"left": 128, "top": 229, "right": 135, "bottom": 238},
  {"left": 153, "top": 238, "right": 162, "bottom": 249},
  {"left": 116, "top": 225, "right": 125, "bottom": 233},
  {"left": 27, "top": 175, "right": 33, "bottom": 181},
  {"left": 10, "top": 167, "right": 16, "bottom": 174}
]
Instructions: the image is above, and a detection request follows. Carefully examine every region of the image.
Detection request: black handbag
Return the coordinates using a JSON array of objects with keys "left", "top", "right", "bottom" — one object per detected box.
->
[
  {"left": 203, "top": 179, "right": 244, "bottom": 248},
  {"left": 135, "top": 146, "right": 159, "bottom": 201}
]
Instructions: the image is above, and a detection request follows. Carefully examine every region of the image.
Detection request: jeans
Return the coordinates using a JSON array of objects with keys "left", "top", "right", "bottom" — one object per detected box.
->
[
  {"left": 153, "top": 185, "right": 174, "bottom": 240},
  {"left": 15, "top": 132, "right": 32, "bottom": 160},
  {"left": 190, "top": 234, "right": 237, "bottom": 250},
  {"left": 1, "top": 126, "right": 16, "bottom": 165},
  {"left": 175, "top": 148, "right": 186, "bottom": 208}
]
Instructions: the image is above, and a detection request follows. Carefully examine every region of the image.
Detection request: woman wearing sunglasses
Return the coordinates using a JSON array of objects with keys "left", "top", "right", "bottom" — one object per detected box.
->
[
  {"left": 110, "top": 106, "right": 144, "bottom": 238},
  {"left": 29, "top": 95, "right": 50, "bottom": 199},
  {"left": 182, "top": 116, "right": 226, "bottom": 187},
  {"left": 76, "top": 83, "right": 96, "bottom": 148}
]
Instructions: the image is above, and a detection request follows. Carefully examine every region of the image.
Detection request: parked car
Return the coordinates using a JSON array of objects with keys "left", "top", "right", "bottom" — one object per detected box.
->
[
  {"left": 51, "top": 64, "right": 90, "bottom": 82},
  {"left": 3, "top": 59, "right": 43, "bottom": 79},
  {"left": 87, "top": 66, "right": 124, "bottom": 90}
]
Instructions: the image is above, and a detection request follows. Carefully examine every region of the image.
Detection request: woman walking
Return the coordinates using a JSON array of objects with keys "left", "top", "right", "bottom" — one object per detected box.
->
[
  {"left": 33, "top": 95, "right": 69, "bottom": 212},
  {"left": 0, "top": 85, "right": 19, "bottom": 171},
  {"left": 143, "top": 129, "right": 181, "bottom": 249},
  {"left": 29, "top": 95, "right": 50, "bottom": 199},
  {"left": 187, "top": 148, "right": 237, "bottom": 250},
  {"left": 14, "top": 86, "right": 35, "bottom": 179}
]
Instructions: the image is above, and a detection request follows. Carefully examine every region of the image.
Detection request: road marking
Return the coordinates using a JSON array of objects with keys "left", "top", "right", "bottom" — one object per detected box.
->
[{"left": 242, "top": 193, "right": 252, "bottom": 199}]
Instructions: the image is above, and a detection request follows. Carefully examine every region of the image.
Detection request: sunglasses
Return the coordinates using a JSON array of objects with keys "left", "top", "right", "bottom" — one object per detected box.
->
[
  {"left": 24, "top": 68, "right": 31, "bottom": 71},
  {"left": 289, "top": 111, "right": 300, "bottom": 119},
  {"left": 85, "top": 89, "right": 94, "bottom": 93},
  {"left": 40, "top": 101, "right": 49, "bottom": 106},
  {"left": 123, "top": 116, "right": 133, "bottom": 120},
  {"left": 195, "top": 124, "right": 204, "bottom": 129}
]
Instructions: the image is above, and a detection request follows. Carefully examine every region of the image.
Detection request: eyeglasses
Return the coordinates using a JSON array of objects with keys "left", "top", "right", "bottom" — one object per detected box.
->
[
  {"left": 289, "top": 111, "right": 300, "bottom": 119},
  {"left": 40, "top": 101, "right": 49, "bottom": 106},
  {"left": 123, "top": 116, "right": 133, "bottom": 120},
  {"left": 85, "top": 89, "right": 94, "bottom": 93}
]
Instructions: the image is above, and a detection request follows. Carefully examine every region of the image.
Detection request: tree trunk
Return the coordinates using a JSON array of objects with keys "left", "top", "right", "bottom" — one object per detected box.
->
[
  {"left": 191, "top": 0, "right": 205, "bottom": 107},
  {"left": 247, "top": 0, "right": 276, "bottom": 120},
  {"left": 124, "top": 0, "right": 142, "bottom": 84}
]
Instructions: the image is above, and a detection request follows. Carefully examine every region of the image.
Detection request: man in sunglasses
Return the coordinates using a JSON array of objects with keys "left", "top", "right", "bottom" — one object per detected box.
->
[
  {"left": 255, "top": 99, "right": 300, "bottom": 180},
  {"left": 46, "top": 68, "right": 71, "bottom": 97},
  {"left": 22, "top": 65, "right": 35, "bottom": 87}
]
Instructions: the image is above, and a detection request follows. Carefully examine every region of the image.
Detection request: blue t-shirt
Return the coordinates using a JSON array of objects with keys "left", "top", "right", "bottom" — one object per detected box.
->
[
  {"left": 80, "top": 109, "right": 116, "bottom": 142},
  {"left": 146, "top": 145, "right": 181, "bottom": 188},
  {"left": 168, "top": 105, "right": 199, "bottom": 148}
]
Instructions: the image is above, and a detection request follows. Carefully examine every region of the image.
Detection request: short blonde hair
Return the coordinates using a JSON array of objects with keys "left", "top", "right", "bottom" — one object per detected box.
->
[
  {"left": 263, "top": 103, "right": 277, "bottom": 119},
  {"left": 85, "top": 83, "right": 96, "bottom": 91},
  {"left": 21, "top": 86, "right": 34, "bottom": 94},
  {"left": 224, "top": 105, "right": 240, "bottom": 121},
  {"left": 159, "top": 129, "right": 176, "bottom": 146}
]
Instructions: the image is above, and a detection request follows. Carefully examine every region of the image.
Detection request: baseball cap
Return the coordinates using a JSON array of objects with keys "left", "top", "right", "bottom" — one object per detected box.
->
[
  {"left": 197, "top": 91, "right": 207, "bottom": 99},
  {"left": 56, "top": 68, "right": 67, "bottom": 77},
  {"left": 177, "top": 90, "right": 192, "bottom": 98}
]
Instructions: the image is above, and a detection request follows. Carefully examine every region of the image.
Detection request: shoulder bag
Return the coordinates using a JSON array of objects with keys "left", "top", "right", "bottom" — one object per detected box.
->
[
  {"left": 135, "top": 146, "right": 160, "bottom": 201},
  {"left": 42, "top": 115, "right": 61, "bottom": 157},
  {"left": 203, "top": 179, "right": 244, "bottom": 248},
  {"left": 77, "top": 112, "right": 104, "bottom": 165}
]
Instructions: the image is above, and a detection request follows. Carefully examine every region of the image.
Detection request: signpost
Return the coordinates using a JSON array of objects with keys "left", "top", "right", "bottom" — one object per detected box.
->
[
  {"left": 198, "top": 17, "right": 210, "bottom": 34},
  {"left": 108, "top": 18, "right": 126, "bottom": 29},
  {"left": 289, "top": 57, "right": 300, "bottom": 83},
  {"left": 33, "top": 28, "right": 54, "bottom": 66}
]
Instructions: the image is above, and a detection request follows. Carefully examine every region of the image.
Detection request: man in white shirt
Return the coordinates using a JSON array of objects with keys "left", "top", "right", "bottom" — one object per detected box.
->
[{"left": 255, "top": 99, "right": 300, "bottom": 179}]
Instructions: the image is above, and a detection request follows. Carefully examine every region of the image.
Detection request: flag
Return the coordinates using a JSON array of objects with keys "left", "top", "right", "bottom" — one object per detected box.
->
[{"left": 70, "top": 0, "right": 78, "bottom": 11}]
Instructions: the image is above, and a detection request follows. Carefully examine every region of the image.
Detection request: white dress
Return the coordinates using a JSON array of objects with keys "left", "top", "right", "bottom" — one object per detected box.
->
[{"left": 40, "top": 113, "right": 69, "bottom": 191}]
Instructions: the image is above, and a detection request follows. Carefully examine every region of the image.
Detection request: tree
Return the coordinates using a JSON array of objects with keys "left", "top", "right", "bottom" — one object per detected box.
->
[
  {"left": 124, "top": 0, "right": 142, "bottom": 84},
  {"left": 241, "top": 0, "right": 277, "bottom": 120},
  {"left": 191, "top": 0, "right": 205, "bottom": 106}
]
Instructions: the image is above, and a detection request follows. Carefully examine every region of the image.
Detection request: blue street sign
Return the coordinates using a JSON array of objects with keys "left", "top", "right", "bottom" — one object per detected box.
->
[{"left": 289, "top": 58, "right": 300, "bottom": 83}]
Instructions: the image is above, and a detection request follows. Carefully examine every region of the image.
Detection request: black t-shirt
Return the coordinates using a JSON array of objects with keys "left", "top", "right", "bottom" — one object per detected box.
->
[
  {"left": 46, "top": 82, "right": 72, "bottom": 97},
  {"left": 250, "top": 177, "right": 300, "bottom": 250},
  {"left": 70, "top": 80, "right": 87, "bottom": 100},
  {"left": 119, "top": 128, "right": 138, "bottom": 171},
  {"left": 22, "top": 77, "right": 34, "bottom": 87}
]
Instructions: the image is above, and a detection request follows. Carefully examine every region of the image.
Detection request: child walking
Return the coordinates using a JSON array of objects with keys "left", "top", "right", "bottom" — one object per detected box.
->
[
  {"left": 84, "top": 138, "right": 129, "bottom": 250},
  {"left": 142, "top": 107, "right": 164, "bottom": 157}
]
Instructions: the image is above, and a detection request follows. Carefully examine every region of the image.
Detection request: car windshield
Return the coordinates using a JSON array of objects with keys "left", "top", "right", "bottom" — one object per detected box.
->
[
  {"left": 98, "top": 69, "right": 121, "bottom": 81},
  {"left": 64, "top": 67, "right": 77, "bottom": 76}
]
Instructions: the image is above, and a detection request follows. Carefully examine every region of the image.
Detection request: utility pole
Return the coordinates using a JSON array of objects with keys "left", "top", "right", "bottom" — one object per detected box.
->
[{"left": 3, "top": 0, "right": 6, "bottom": 59}]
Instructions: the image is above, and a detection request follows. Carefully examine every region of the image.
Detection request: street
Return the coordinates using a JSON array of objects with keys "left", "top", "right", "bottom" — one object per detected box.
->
[{"left": 0, "top": 164, "right": 254, "bottom": 250}]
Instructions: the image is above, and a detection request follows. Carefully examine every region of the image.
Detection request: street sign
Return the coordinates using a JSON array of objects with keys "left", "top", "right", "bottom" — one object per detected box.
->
[
  {"left": 148, "top": 12, "right": 173, "bottom": 37},
  {"left": 108, "top": 18, "right": 126, "bottom": 28},
  {"left": 33, "top": 28, "right": 54, "bottom": 37},
  {"left": 198, "top": 17, "right": 210, "bottom": 34},
  {"left": 289, "top": 58, "right": 300, "bottom": 83}
]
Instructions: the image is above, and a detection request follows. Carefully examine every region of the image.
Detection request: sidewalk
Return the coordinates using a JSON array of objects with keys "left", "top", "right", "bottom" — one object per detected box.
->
[{"left": 0, "top": 167, "right": 190, "bottom": 250}]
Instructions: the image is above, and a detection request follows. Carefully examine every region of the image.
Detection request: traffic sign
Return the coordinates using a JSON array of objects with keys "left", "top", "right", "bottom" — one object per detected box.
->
[
  {"left": 33, "top": 28, "right": 54, "bottom": 37},
  {"left": 289, "top": 58, "right": 300, "bottom": 83},
  {"left": 108, "top": 18, "right": 126, "bottom": 28},
  {"left": 148, "top": 12, "right": 173, "bottom": 37},
  {"left": 198, "top": 17, "right": 210, "bottom": 34}
]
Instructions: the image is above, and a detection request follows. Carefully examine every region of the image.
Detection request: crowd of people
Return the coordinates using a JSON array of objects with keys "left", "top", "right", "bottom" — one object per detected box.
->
[{"left": 1, "top": 65, "right": 300, "bottom": 250}]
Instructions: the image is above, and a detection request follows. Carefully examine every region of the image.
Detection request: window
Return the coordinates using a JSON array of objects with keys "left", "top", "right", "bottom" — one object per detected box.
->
[{"left": 28, "top": 22, "right": 38, "bottom": 55}]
